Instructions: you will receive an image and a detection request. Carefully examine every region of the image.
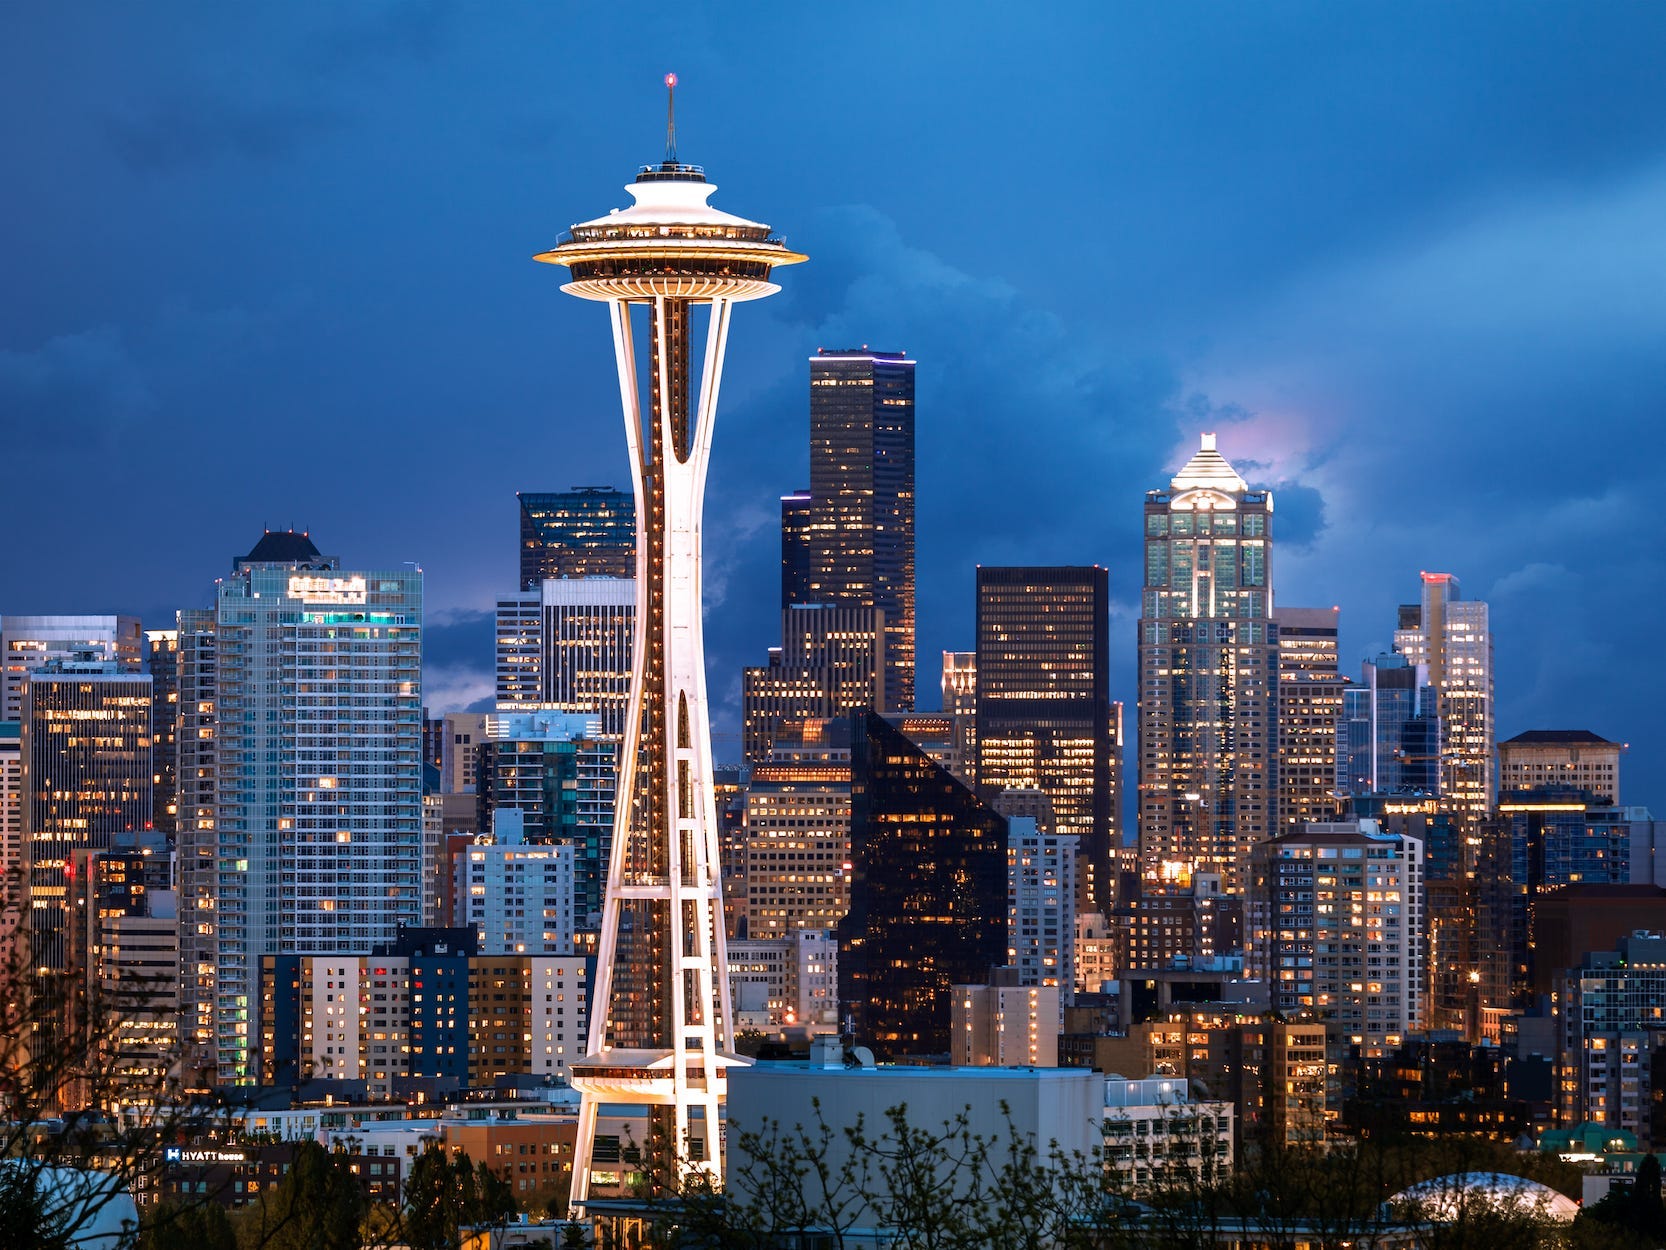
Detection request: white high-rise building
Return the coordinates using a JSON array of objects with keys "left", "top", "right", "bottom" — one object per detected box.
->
[
  {"left": 178, "top": 531, "right": 422, "bottom": 1085},
  {"left": 495, "top": 578, "right": 634, "bottom": 739},
  {"left": 455, "top": 810, "right": 577, "bottom": 955},
  {"left": 1394, "top": 573, "right": 1494, "bottom": 827},
  {"left": 1, "top": 615, "right": 143, "bottom": 721},
  {"left": 1248, "top": 819, "right": 1426, "bottom": 1057},
  {"left": 1006, "top": 816, "right": 1078, "bottom": 1003}
]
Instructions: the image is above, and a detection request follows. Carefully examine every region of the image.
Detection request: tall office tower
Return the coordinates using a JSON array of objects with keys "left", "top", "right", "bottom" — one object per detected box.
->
[
  {"left": 1006, "top": 816, "right": 1078, "bottom": 1002},
  {"left": 741, "top": 605, "right": 886, "bottom": 764},
  {"left": 1338, "top": 654, "right": 1440, "bottom": 796},
  {"left": 803, "top": 347, "right": 917, "bottom": 710},
  {"left": 1248, "top": 819, "right": 1427, "bottom": 1057},
  {"left": 838, "top": 712, "right": 1007, "bottom": 1058},
  {"left": 2, "top": 615, "right": 143, "bottom": 721},
  {"left": 1498, "top": 730, "right": 1623, "bottom": 804},
  {"left": 1393, "top": 573, "right": 1494, "bottom": 827},
  {"left": 21, "top": 662, "right": 153, "bottom": 986},
  {"left": 175, "top": 531, "right": 423, "bottom": 1085},
  {"left": 1559, "top": 933, "right": 1666, "bottom": 1148},
  {"left": 741, "top": 722, "right": 852, "bottom": 940},
  {"left": 476, "top": 710, "right": 616, "bottom": 930},
  {"left": 518, "top": 487, "right": 635, "bottom": 588},
  {"left": 1473, "top": 786, "right": 1638, "bottom": 1024},
  {"left": 1137, "top": 434, "right": 1277, "bottom": 895},
  {"left": 145, "top": 629, "right": 181, "bottom": 839},
  {"left": 533, "top": 96, "right": 805, "bottom": 1206},
  {"left": 779, "top": 489, "right": 814, "bottom": 608},
  {"left": 455, "top": 811, "right": 578, "bottom": 954},
  {"left": 1273, "top": 607, "right": 1344, "bottom": 832},
  {"left": 495, "top": 578, "right": 635, "bottom": 738},
  {"left": 976, "top": 566, "right": 1115, "bottom": 911},
  {"left": 941, "top": 651, "right": 977, "bottom": 787}
]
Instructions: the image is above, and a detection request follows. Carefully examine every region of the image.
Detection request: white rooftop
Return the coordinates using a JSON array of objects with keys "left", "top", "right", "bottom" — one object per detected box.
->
[{"left": 1171, "top": 432, "right": 1249, "bottom": 493}]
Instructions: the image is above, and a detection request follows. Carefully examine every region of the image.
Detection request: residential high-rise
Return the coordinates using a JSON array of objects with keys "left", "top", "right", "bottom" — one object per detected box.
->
[
  {"left": 1338, "top": 654, "right": 1440, "bottom": 797},
  {"left": 455, "top": 812, "right": 577, "bottom": 955},
  {"left": 1273, "top": 606, "right": 1344, "bottom": 832},
  {"left": 740, "top": 724, "right": 852, "bottom": 940},
  {"left": 495, "top": 578, "right": 634, "bottom": 739},
  {"left": 1248, "top": 819, "right": 1426, "bottom": 1057},
  {"left": 976, "top": 566, "right": 1115, "bottom": 910},
  {"left": 837, "top": 712, "right": 1007, "bottom": 1058},
  {"left": 1559, "top": 933, "right": 1666, "bottom": 1148},
  {"left": 533, "top": 97, "right": 805, "bottom": 1207},
  {"left": 475, "top": 710, "right": 615, "bottom": 930},
  {"left": 1138, "top": 434, "right": 1277, "bottom": 895},
  {"left": 21, "top": 662, "right": 153, "bottom": 983},
  {"left": 145, "top": 629, "right": 181, "bottom": 839},
  {"left": 2, "top": 615, "right": 143, "bottom": 721},
  {"left": 177, "top": 530, "right": 423, "bottom": 1085},
  {"left": 741, "top": 605, "right": 885, "bottom": 765},
  {"left": 1393, "top": 573, "right": 1494, "bottom": 827},
  {"left": 0, "top": 721, "right": 20, "bottom": 905},
  {"left": 1498, "top": 730, "right": 1623, "bottom": 804},
  {"left": 517, "top": 487, "right": 635, "bottom": 588},
  {"left": 803, "top": 347, "right": 916, "bottom": 710},
  {"left": 1006, "top": 816, "right": 1078, "bottom": 1002}
]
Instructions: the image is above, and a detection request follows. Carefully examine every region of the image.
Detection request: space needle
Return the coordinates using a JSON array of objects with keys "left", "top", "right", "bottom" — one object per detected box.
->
[{"left": 534, "top": 76, "right": 805, "bottom": 1215}]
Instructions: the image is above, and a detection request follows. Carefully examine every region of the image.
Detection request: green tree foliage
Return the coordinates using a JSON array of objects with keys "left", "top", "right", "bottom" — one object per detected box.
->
[
  {"left": 237, "top": 1140, "right": 365, "bottom": 1250},
  {"left": 401, "top": 1144, "right": 516, "bottom": 1250},
  {"left": 138, "top": 1198, "right": 238, "bottom": 1250}
]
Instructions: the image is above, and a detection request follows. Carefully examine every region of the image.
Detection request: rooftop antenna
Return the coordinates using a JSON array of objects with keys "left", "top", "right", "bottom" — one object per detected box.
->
[{"left": 664, "top": 72, "right": 678, "bottom": 163}]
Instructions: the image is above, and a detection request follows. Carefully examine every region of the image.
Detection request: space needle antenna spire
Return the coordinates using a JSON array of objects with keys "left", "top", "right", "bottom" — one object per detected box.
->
[{"left": 664, "top": 71, "right": 678, "bottom": 163}]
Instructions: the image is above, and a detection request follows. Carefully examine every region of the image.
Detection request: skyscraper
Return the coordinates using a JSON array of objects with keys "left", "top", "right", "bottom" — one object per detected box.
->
[
  {"left": 533, "top": 91, "right": 805, "bottom": 1206},
  {"left": 1248, "top": 819, "right": 1427, "bottom": 1056},
  {"left": 2, "top": 615, "right": 143, "bottom": 722},
  {"left": 741, "top": 605, "right": 886, "bottom": 765},
  {"left": 21, "top": 662, "right": 153, "bottom": 982},
  {"left": 1339, "top": 654, "right": 1441, "bottom": 797},
  {"left": 1498, "top": 730, "right": 1623, "bottom": 804},
  {"left": 779, "top": 489, "right": 814, "bottom": 609},
  {"left": 495, "top": 577, "right": 634, "bottom": 738},
  {"left": 838, "top": 713, "right": 1007, "bottom": 1058},
  {"left": 1137, "top": 434, "right": 1277, "bottom": 895},
  {"left": 975, "top": 566, "right": 1115, "bottom": 910},
  {"left": 145, "top": 628, "right": 181, "bottom": 839},
  {"left": 517, "top": 487, "right": 635, "bottom": 588},
  {"left": 177, "top": 531, "right": 423, "bottom": 1084},
  {"left": 804, "top": 348, "right": 916, "bottom": 710},
  {"left": 1393, "top": 573, "right": 1494, "bottom": 828},
  {"left": 1273, "top": 606, "right": 1345, "bottom": 832}
]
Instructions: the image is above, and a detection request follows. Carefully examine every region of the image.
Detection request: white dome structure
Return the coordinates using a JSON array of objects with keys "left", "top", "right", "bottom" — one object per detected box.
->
[
  {"left": 0, "top": 1161, "right": 140, "bottom": 1248},
  {"left": 1386, "top": 1172, "right": 1580, "bottom": 1224}
]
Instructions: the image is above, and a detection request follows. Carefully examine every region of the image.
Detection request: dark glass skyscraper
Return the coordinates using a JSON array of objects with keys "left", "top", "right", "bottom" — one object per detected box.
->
[
  {"left": 804, "top": 349, "right": 916, "bottom": 710},
  {"left": 779, "top": 489, "right": 814, "bottom": 610},
  {"left": 517, "top": 488, "right": 635, "bottom": 588},
  {"left": 837, "top": 712, "right": 1006, "bottom": 1058},
  {"left": 975, "top": 566, "right": 1115, "bottom": 911}
]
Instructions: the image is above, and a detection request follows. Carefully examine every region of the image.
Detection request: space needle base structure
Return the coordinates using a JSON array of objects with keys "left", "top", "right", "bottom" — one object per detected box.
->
[{"left": 534, "top": 78, "right": 805, "bottom": 1220}]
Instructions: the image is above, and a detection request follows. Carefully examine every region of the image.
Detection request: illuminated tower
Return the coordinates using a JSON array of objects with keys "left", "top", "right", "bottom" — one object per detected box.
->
[
  {"left": 1137, "top": 434, "right": 1277, "bottom": 895},
  {"left": 533, "top": 78, "right": 805, "bottom": 1209}
]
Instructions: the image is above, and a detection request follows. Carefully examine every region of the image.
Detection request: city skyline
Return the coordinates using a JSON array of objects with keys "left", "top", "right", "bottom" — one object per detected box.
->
[{"left": 5, "top": 7, "right": 1666, "bottom": 800}]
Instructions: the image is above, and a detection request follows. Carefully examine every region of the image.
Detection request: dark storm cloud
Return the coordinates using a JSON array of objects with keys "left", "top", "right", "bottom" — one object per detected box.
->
[
  {"left": 0, "top": 328, "right": 153, "bottom": 445},
  {"left": 5, "top": 2, "right": 1666, "bottom": 795}
]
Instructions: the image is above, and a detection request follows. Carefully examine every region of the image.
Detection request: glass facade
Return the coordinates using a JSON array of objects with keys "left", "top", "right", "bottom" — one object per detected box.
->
[
  {"left": 837, "top": 713, "right": 1007, "bottom": 1058},
  {"left": 975, "top": 566, "right": 1114, "bottom": 911},
  {"left": 517, "top": 488, "right": 635, "bottom": 589},
  {"left": 1137, "top": 436, "right": 1276, "bottom": 895}
]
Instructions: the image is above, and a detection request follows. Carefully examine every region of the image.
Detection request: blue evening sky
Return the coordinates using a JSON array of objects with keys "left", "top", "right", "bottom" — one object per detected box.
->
[{"left": 4, "top": 3, "right": 1664, "bottom": 799}]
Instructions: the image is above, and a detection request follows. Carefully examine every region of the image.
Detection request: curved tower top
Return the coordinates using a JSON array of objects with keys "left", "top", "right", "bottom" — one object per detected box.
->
[{"left": 533, "top": 156, "right": 806, "bottom": 304}]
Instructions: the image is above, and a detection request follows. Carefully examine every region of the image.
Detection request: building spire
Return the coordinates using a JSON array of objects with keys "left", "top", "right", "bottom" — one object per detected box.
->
[{"left": 664, "top": 72, "right": 678, "bottom": 163}]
